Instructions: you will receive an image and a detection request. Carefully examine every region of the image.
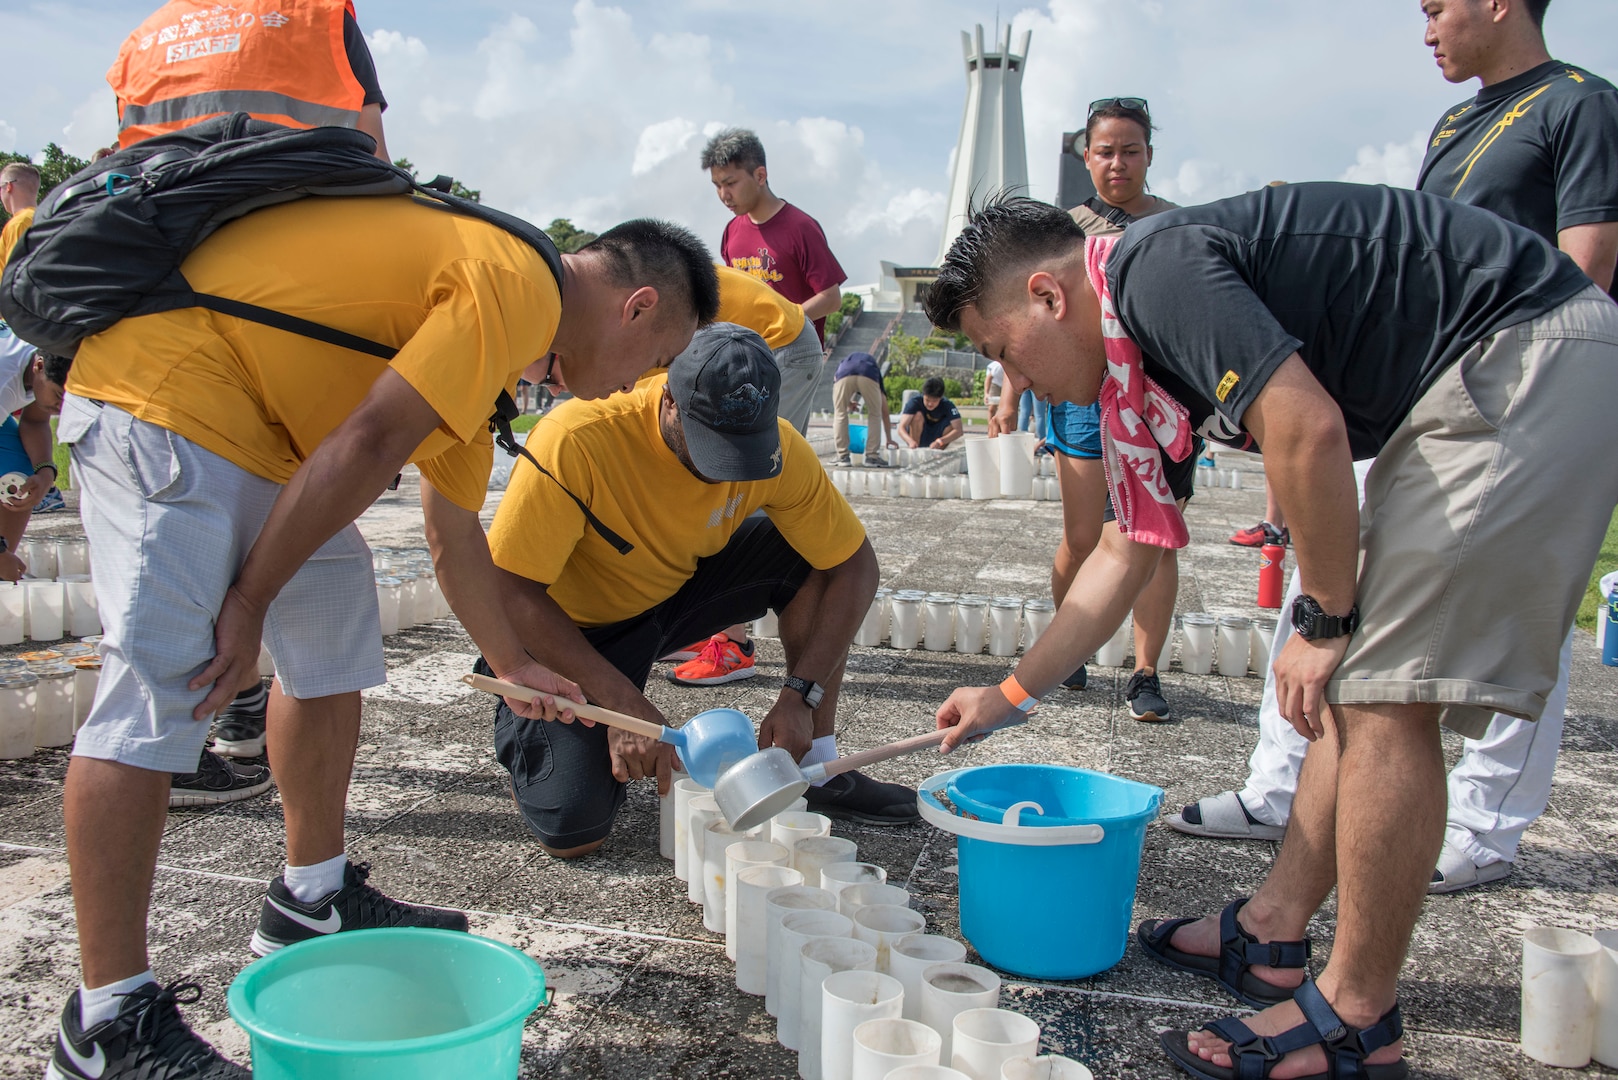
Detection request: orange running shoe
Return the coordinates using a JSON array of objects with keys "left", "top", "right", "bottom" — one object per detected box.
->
[
  {"left": 667, "top": 634, "right": 757, "bottom": 686},
  {"left": 660, "top": 640, "right": 706, "bottom": 663}
]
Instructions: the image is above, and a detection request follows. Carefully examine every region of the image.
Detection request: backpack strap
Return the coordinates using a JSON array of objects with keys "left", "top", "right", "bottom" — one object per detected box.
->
[
  {"left": 1085, "top": 195, "right": 1138, "bottom": 230},
  {"left": 190, "top": 292, "right": 634, "bottom": 556}
]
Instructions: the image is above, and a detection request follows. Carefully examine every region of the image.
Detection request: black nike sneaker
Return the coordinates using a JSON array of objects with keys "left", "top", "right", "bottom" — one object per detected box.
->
[
  {"left": 208, "top": 685, "right": 267, "bottom": 758},
  {"left": 169, "top": 751, "right": 272, "bottom": 809},
  {"left": 250, "top": 860, "right": 470, "bottom": 956},
  {"left": 47, "top": 980, "right": 248, "bottom": 1080}
]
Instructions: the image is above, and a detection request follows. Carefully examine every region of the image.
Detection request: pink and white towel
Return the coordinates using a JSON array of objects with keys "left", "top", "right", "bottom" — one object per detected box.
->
[{"left": 1085, "top": 234, "right": 1194, "bottom": 550}]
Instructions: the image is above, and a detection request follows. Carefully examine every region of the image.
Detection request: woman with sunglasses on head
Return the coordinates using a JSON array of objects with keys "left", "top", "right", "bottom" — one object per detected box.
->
[{"left": 1045, "top": 97, "right": 1200, "bottom": 724}]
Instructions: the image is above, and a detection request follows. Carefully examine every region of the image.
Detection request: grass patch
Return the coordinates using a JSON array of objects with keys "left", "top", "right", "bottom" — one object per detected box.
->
[
  {"left": 511, "top": 414, "right": 541, "bottom": 434},
  {"left": 1578, "top": 507, "right": 1618, "bottom": 632}
]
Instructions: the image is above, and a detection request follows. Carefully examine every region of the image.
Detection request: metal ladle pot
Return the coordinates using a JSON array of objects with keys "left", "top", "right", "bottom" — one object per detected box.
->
[
  {"left": 463, "top": 674, "right": 758, "bottom": 788},
  {"left": 713, "top": 716, "right": 1028, "bottom": 831}
]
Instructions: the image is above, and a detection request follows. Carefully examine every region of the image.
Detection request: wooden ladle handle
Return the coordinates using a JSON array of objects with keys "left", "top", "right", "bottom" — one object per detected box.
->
[
  {"left": 816, "top": 713, "right": 1029, "bottom": 780},
  {"left": 460, "top": 673, "right": 667, "bottom": 740}
]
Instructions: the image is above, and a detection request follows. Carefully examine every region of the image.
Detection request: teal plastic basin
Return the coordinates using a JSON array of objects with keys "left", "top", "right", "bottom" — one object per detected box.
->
[{"left": 228, "top": 928, "right": 546, "bottom": 1080}]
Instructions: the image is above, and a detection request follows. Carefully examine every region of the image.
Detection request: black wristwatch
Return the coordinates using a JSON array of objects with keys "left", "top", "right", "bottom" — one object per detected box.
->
[
  {"left": 1291, "top": 594, "right": 1360, "bottom": 640},
  {"left": 783, "top": 675, "right": 824, "bottom": 709}
]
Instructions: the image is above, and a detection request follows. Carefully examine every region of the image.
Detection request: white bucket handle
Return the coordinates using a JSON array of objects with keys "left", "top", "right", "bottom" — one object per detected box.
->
[
  {"left": 1002, "top": 801, "right": 1045, "bottom": 826},
  {"left": 918, "top": 770, "right": 1105, "bottom": 847}
]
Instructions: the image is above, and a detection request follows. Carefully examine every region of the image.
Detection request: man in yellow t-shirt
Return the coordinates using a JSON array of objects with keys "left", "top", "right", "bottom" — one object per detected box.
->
[
  {"left": 0, "top": 162, "right": 39, "bottom": 266},
  {"left": 49, "top": 198, "right": 718, "bottom": 1073},
  {"left": 484, "top": 324, "right": 911, "bottom": 857}
]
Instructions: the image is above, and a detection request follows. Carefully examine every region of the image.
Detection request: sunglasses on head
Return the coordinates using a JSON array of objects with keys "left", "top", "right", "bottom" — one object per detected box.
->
[{"left": 1089, "top": 97, "right": 1149, "bottom": 116}]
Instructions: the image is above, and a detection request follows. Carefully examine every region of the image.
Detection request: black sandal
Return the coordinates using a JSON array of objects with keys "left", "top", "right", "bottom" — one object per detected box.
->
[
  {"left": 1160, "top": 976, "right": 1409, "bottom": 1080},
  {"left": 1137, "top": 897, "right": 1311, "bottom": 1007}
]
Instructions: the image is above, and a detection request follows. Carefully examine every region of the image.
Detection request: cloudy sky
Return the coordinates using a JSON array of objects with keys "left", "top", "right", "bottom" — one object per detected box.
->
[{"left": 3, "top": 0, "right": 1614, "bottom": 285}]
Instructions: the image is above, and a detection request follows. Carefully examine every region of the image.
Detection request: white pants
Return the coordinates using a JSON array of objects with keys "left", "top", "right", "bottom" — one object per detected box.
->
[{"left": 1238, "top": 566, "right": 1573, "bottom": 868}]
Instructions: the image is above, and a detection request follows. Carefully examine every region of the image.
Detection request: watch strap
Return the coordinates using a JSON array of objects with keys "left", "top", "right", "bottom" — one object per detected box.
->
[{"left": 783, "top": 675, "right": 823, "bottom": 708}]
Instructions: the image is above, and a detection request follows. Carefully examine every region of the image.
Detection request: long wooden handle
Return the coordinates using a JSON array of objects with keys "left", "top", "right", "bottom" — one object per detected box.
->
[
  {"left": 818, "top": 713, "right": 1028, "bottom": 779},
  {"left": 461, "top": 673, "right": 667, "bottom": 740}
]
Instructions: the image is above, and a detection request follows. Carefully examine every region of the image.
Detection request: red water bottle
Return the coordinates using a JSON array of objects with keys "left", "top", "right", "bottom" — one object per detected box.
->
[{"left": 1257, "top": 543, "right": 1284, "bottom": 609}]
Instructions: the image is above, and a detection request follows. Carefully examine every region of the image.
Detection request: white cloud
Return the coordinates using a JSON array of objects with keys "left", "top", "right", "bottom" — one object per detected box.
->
[
  {"left": 632, "top": 118, "right": 699, "bottom": 176},
  {"left": 1339, "top": 131, "right": 1429, "bottom": 189},
  {"left": 60, "top": 90, "right": 117, "bottom": 159},
  {"left": 1154, "top": 160, "right": 1264, "bottom": 205},
  {"left": 367, "top": 29, "right": 429, "bottom": 64}
]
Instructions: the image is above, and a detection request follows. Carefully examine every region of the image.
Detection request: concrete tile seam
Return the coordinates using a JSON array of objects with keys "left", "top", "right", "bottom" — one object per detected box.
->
[{"left": 456, "top": 907, "right": 730, "bottom": 949}]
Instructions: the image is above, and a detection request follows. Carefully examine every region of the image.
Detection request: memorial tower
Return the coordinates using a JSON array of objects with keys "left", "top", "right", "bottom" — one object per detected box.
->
[{"left": 937, "top": 23, "right": 1032, "bottom": 265}]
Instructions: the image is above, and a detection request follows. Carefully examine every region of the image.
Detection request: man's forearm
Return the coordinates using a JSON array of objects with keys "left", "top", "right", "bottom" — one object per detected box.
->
[
  {"left": 421, "top": 483, "right": 533, "bottom": 677},
  {"left": 786, "top": 540, "right": 878, "bottom": 688},
  {"left": 1560, "top": 221, "right": 1618, "bottom": 292},
  {"left": 801, "top": 285, "right": 842, "bottom": 323},
  {"left": 936, "top": 421, "right": 964, "bottom": 448},
  {"left": 16, "top": 419, "right": 51, "bottom": 473}
]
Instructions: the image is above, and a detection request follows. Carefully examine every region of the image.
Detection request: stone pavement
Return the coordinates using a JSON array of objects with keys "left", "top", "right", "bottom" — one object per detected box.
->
[{"left": 0, "top": 447, "right": 1614, "bottom": 1079}]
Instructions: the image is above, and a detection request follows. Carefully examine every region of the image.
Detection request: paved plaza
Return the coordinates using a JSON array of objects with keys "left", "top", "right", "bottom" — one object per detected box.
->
[{"left": 0, "top": 444, "right": 1613, "bottom": 1078}]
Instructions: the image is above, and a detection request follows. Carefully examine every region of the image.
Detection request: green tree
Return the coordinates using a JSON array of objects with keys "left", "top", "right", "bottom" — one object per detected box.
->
[
  {"left": 391, "top": 157, "right": 481, "bottom": 202},
  {"left": 0, "top": 143, "right": 92, "bottom": 221},
  {"left": 884, "top": 331, "right": 924, "bottom": 375},
  {"left": 544, "top": 218, "right": 598, "bottom": 254}
]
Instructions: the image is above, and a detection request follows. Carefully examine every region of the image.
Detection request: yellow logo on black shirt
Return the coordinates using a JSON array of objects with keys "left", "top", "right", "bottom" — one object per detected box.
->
[
  {"left": 1449, "top": 83, "right": 1552, "bottom": 196},
  {"left": 1216, "top": 370, "right": 1240, "bottom": 403},
  {"left": 1431, "top": 127, "right": 1458, "bottom": 147},
  {"left": 1566, "top": 68, "right": 1584, "bottom": 83}
]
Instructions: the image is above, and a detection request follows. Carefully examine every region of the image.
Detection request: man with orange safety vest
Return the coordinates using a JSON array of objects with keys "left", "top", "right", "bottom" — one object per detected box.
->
[{"left": 107, "top": 0, "right": 390, "bottom": 160}]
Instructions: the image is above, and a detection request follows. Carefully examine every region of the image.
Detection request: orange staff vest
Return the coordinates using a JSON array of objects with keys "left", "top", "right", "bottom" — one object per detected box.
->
[{"left": 107, "top": 0, "right": 366, "bottom": 148}]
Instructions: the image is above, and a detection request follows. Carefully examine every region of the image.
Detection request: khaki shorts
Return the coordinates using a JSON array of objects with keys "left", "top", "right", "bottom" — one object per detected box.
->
[{"left": 1326, "top": 285, "right": 1618, "bottom": 737}]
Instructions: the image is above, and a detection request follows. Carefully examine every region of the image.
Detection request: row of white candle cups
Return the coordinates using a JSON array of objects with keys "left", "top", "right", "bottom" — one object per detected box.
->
[
  {"left": 16, "top": 535, "right": 91, "bottom": 582},
  {"left": 0, "top": 643, "right": 102, "bottom": 758},
  {"left": 829, "top": 469, "right": 1062, "bottom": 503},
  {"left": 661, "top": 777, "right": 1091, "bottom": 1080},
  {"left": 0, "top": 577, "right": 101, "bottom": 645},
  {"left": 1520, "top": 927, "right": 1618, "bottom": 1068},
  {"left": 1177, "top": 613, "right": 1278, "bottom": 677},
  {"left": 854, "top": 592, "right": 1057, "bottom": 657}
]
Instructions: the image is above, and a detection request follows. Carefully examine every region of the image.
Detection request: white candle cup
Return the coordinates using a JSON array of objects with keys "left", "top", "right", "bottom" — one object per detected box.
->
[
  {"left": 889, "top": 595, "right": 923, "bottom": 651},
  {"left": 1594, "top": 929, "right": 1618, "bottom": 1067},
  {"left": 70, "top": 659, "right": 101, "bottom": 733},
  {"left": 766, "top": 886, "right": 839, "bottom": 1018},
  {"left": 1250, "top": 616, "right": 1278, "bottom": 677},
  {"left": 63, "top": 581, "right": 99, "bottom": 637},
  {"left": 25, "top": 581, "right": 64, "bottom": 641},
  {"left": 853, "top": 904, "right": 927, "bottom": 973},
  {"left": 771, "top": 810, "right": 833, "bottom": 857},
  {"left": 673, "top": 777, "right": 707, "bottom": 883},
  {"left": 393, "top": 572, "right": 419, "bottom": 628},
  {"left": 1521, "top": 926, "right": 1601, "bottom": 1067},
  {"left": 950, "top": 1008, "right": 1039, "bottom": 1080},
  {"left": 24, "top": 537, "right": 57, "bottom": 580},
  {"left": 1021, "top": 600, "right": 1055, "bottom": 650},
  {"left": 755, "top": 609, "right": 781, "bottom": 638},
  {"left": 839, "top": 881, "right": 912, "bottom": 921},
  {"left": 855, "top": 591, "right": 890, "bottom": 647},
  {"left": 0, "top": 582, "right": 25, "bottom": 646},
  {"left": 701, "top": 817, "right": 742, "bottom": 934},
  {"left": 726, "top": 840, "right": 790, "bottom": 961},
  {"left": 886, "top": 1068, "right": 972, "bottom": 1080},
  {"left": 1092, "top": 617, "right": 1130, "bottom": 668},
  {"left": 923, "top": 598, "right": 956, "bottom": 652},
  {"left": 737, "top": 865, "right": 804, "bottom": 995},
  {"left": 955, "top": 598, "right": 987, "bottom": 654},
  {"left": 1179, "top": 613, "right": 1216, "bottom": 675},
  {"left": 997, "top": 433, "right": 1035, "bottom": 499},
  {"left": 31, "top": 664, "right": 75, "bottom": 748},
  {"left": 375, "top": 577, "right": 402, "bottom": 636},
  {"left": 848, "top": 470, "right": 867, "bottom": 497},
  {"left": 821, "top": 970, "right": 904, "bottom": 1080},
  {"left": 889, "top": 935, "right": 969, "bottom": 1021},
  {"left": 1001, "top": 1055, "right": 1094, "bottom": 1079},
  {"left": 1216, "top": 615, "right": 1253, "bottom": 677},
  {"left": 658, "top": 772, "right": 678, "bottom": 860},
  {"left": 832, "top": 468, "right": 850, "bottom": 493},
  {"left": 905, "top": 474, "right": 926, "bottom": 499},
  {"left": 920, "top": 963, "right": 1002, "bottom": 1062},
  {"left": 795, "top": 834, "right": 858, "bottom": 883},
  {"left": 688, "top": 795, "right": 722, "bottom": 904},
  {"left": 778, "top": 909, "right": 856, "bottom": 1051},
  {"left": 0, "top": 672, "right": 38, "bottom": 759},
  {"left": 799, "top": 938, "right": 878, "bottom": 1080},
  {"left": 851, "top": 1017, "right": 942, "bottom": 1080},
  {"left": 987, "top": 599, "right": 1022, "bottom": 657},
  {"left": 822, "top": 862, "right": 888, "bottom": 901},
  {"left": 54, "top": 538, "right": 90, "bottom": 579}
]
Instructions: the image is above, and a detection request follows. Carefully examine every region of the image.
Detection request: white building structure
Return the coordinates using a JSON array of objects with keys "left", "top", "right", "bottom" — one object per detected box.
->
[{"left": 937, "top": 23, "right": 1032, "bottom": 266}]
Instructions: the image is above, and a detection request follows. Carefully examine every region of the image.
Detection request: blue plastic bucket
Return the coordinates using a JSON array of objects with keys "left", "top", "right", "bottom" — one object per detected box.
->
[
  {"left": 227, "top": 928, "right": 547, "bottom": 1080},
  {"left": 848, "top": 424, "right": 868, "bottom": 454},
  {"left": 920, "top": 766, "right": 1162, "bottom": 979}
]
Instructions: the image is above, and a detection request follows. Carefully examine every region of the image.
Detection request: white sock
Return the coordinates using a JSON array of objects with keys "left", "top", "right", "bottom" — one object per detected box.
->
[
  {"left": 79, "top": 971, "right": 155, "bottom": 1028},
  {"left": 284, "top": 853, "right": 348, "bottom": 903},
  {"left": 800, "top": 735, "right": 839, "bottom": 787}
]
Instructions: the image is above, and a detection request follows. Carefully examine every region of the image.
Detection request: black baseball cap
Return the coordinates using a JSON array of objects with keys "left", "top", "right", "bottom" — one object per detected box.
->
[{"left": 667, "top": 323, "right": 783, "bottom": 482}]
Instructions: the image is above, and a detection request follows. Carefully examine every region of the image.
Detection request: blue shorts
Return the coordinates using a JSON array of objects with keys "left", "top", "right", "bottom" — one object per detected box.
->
[
  {"left": 1046, "top": 401, "right": 1102, "bottom": 459},
  {"left": 0, "top": 417, "right": 31, "bottom": 477}
]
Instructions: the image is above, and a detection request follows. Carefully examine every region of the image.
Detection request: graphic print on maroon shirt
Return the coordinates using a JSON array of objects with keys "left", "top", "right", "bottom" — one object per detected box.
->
[{"left": 721, "top": 202, "right": 847, "bottom": 343}]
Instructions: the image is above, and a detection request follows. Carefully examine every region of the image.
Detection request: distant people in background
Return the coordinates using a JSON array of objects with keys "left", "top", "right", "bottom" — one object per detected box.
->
[
  {"left": 1228, "top": 482, "right": 1288, "bottom": 548},
  {"left": 0, "top": 332, "right": 70, "bottom": 576},
  {"left": 1016, "top": 387, "right": 1048, "bottom": 449},
  {"left": 108, "top": 0, "right": 391, "bottom": 160},
  {"left": 983, "top": 358, "right": 1005, "bottom": 412},
  {"left": 0, "top": 163, "right": 40, "bottom": 262},
  {"left": 1044, "top": 97, "right": 1193, "bottom": 721},
  {"left": 703, "top": 127, "right": 845, "bottom": 430},
  {"left": 900, "top": 376, "right": 963, "bottom": 450},
  {"left": 831, "top": 350, "right": 895, "bottom": 467}
]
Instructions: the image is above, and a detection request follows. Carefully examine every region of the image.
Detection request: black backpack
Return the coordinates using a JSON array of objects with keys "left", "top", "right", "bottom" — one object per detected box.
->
[{"left": 0, "top": 112, "right": 631, "bottom": 553}]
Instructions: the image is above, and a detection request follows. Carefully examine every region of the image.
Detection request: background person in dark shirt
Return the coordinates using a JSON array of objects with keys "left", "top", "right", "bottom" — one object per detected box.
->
[
  {"left": 923, "top": 188, "right": 1618, "bottom": 1080},
  {"left": 831, "top": 350, "right": 895, "bottom": 466},
  {"left": 899, "top": 377, "right": 963, "bottom": 449}
]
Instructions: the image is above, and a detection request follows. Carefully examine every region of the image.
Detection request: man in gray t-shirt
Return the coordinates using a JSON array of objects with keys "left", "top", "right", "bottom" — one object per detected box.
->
[{"left": 922, "top": 187, "right": 1618, "bottom": 1079}]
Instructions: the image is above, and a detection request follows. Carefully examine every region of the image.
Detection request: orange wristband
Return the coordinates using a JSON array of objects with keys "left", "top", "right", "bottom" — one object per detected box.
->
[{"left": 999, "top": 673, "right": 1039, "bottom": 713}]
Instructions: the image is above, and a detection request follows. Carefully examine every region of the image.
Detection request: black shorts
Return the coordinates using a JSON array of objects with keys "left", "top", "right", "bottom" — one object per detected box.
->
[
  {"left": 487, "top": 514, "right": 812, "bottom": 849},
  {"left": 1100, "top": 437, "right": 1204, "bottom": 524}
]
